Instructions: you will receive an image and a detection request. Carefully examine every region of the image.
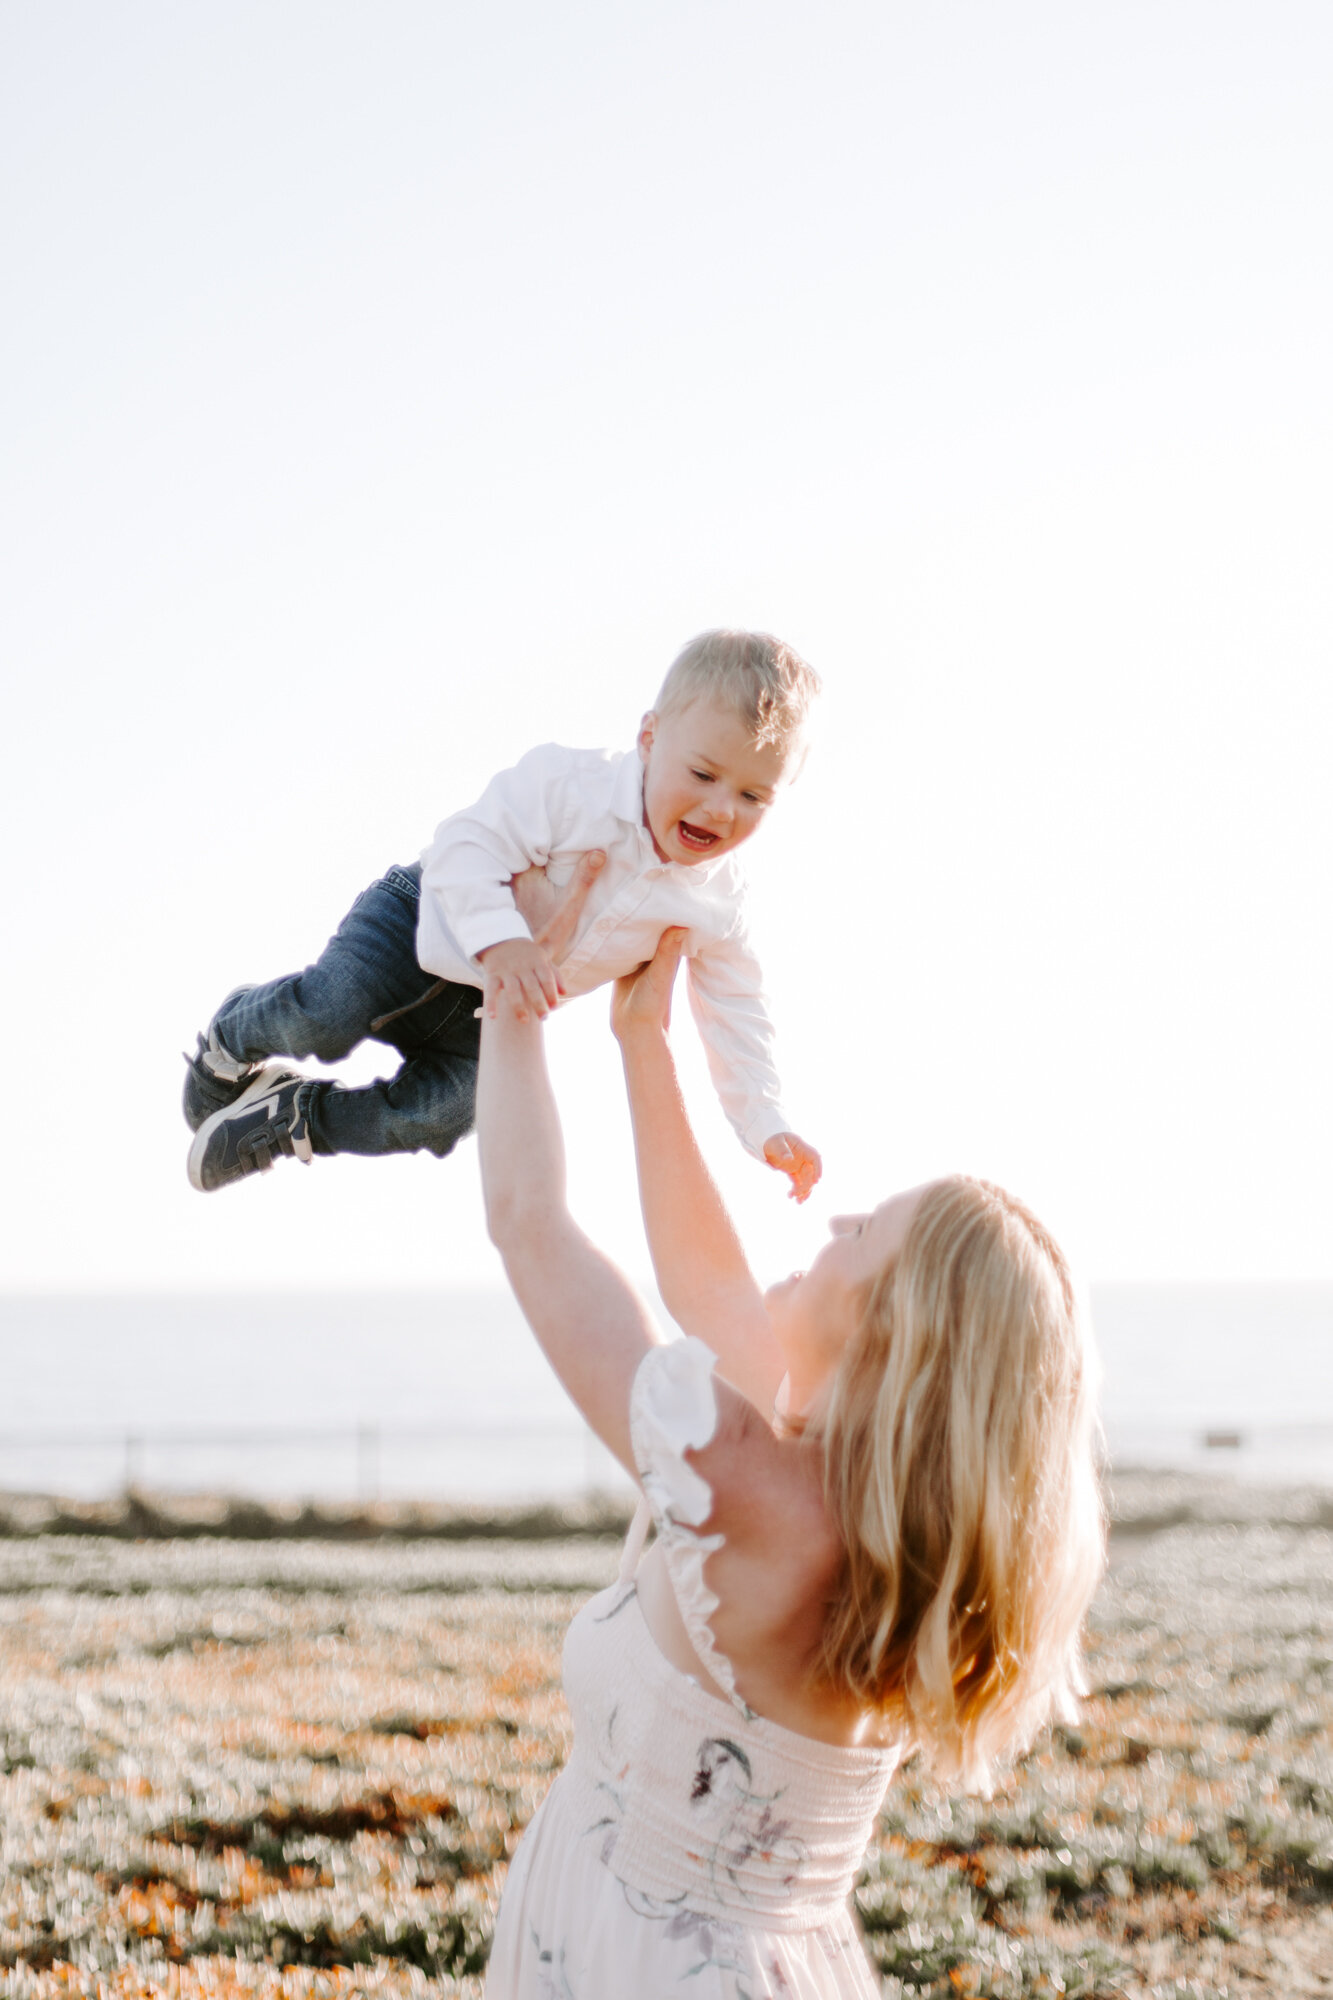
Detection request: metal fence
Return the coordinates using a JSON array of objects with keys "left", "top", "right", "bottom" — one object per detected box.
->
[
  {"left": 0, "top": 1419, "right": 624, "bottom": 1504},
  {"left": 2, "top": 1417, "right": 1333, "bottom": 1508}
]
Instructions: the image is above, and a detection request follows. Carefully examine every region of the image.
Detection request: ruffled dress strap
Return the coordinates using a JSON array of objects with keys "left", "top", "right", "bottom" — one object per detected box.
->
[{"left": 627, "top": 1336, "right": 754, "bottom": 1719}]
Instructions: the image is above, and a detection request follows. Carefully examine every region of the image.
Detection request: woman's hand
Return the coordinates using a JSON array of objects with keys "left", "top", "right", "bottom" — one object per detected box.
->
[
  {"left": 610, "top": 927, "right": 689, "bottom": 1045},
  {"left": 611, "top": 927, "right": 781, "bottom": 1405}
]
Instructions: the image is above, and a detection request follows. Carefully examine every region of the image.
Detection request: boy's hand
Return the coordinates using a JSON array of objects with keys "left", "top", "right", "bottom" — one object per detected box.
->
[
  {"left": 477, "top": 938, "right": 561, "bottom": 1022},
  {"left": 763, "top": 1131, "right": 823, "bottom": 1203}
]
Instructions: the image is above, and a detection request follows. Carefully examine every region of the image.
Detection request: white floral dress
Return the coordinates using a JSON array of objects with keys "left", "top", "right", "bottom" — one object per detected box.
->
[{"left": 485, "top": 1338, "right": 899, "bottom": 2000}]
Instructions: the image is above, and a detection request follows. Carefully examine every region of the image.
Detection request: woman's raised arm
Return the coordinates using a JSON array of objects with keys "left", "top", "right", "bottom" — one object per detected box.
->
[
  {"left": 476, "top": 850, "right": 664, "bottom": 1472},
  {"left": 612, "top": 934, "right": 785, "bottom": 1411},
  {"left": 477, "top": 990, "right": 663, "bottom": 1475}
]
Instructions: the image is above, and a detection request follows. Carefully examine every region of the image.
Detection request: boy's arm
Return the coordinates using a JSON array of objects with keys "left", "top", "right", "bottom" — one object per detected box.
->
[
  {"left": 475, "top": 936, "right": 561, "bottom": 1021},
  {"left": 483, "top": 850, "right": 608, "bottom": 1022},
  {"left": 612, "top": 934, "right": 786, "bottom": 1410},
  {"left": 685, "top": 925, "right": 822, "bottom": 1200},
  {"left": 419, "top": 744, "right": 585, "bottom": 971}
]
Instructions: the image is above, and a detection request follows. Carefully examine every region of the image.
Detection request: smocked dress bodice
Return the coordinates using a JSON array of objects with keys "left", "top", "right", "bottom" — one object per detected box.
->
[{"left": 484, "top": 1338, "right": 900, "bottom": 1999}]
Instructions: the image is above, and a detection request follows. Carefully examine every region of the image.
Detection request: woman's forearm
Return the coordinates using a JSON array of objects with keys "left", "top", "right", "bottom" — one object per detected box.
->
[
  {"left": 619, "top": 1023, "right": 744, "bottom": 1296},
  {"left": 618, "top": 1022, "right": 783, "bottom": 1408},
  {"left": 477, "top": 1006, "right": 659, "bottom": 1472},
  {"left": 476, "top": 1002, "right": 567, "bottom": 1241}
]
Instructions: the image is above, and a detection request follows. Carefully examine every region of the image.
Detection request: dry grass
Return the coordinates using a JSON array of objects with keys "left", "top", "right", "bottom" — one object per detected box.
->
[{"left": 0, "top": 1487, "right": 1330, "bottom": 1999}]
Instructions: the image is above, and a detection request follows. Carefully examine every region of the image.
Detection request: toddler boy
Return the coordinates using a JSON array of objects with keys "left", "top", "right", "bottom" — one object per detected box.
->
[{"left": 183, "top": 630, "right": 822, "bottom": 1200}]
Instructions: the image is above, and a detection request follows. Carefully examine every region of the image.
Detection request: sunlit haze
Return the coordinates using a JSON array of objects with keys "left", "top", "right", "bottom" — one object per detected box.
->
[{"left": 4, "top": 2, "right": 1330, "bottom": 1298}]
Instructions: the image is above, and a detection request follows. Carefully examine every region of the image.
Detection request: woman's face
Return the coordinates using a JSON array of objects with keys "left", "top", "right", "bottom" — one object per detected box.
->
[{"left": 765, "top": 1187, "right": 927, "bottom": 1405}]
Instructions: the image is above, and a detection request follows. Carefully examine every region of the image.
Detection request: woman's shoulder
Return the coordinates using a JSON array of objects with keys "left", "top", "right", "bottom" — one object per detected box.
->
[
  {"left": 624, "top": 1344, "right": 820, "bottom": 1528},
  {"left": 632, "top": 1339, "right": 835, "bottom": 1573},
  {"left": 674, "top": 1358, "right": 845, "bottom": 1630},
  {"left": 632, "top": 1340, "right": 884, "bottom": 1746}
]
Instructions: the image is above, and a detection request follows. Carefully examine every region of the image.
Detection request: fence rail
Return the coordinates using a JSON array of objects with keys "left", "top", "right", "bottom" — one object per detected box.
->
[
  {"left": 0, "top": 1420, "right": 612, "bottom": 1502},
  {"left": 2, "top": 1418, "right": 1332, "bottom": 1505}
]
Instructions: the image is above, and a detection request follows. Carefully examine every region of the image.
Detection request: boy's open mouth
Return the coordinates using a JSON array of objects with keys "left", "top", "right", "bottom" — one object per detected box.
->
[{"left": 677, "top": 820, "right": 720, "bottom": 852}]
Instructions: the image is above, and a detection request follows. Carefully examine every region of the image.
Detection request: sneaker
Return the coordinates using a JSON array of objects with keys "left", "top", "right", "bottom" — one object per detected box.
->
[
  {"left": 188, "top": 1069, "right": 315, "bottom": 1192},
  {"left": 181, "top": 989, "right": 262, "bottom": 1133}
]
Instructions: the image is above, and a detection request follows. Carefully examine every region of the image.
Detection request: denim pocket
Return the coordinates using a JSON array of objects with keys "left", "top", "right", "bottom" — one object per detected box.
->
[{"left": 382, "top": 862, "right": 423, "bottom": 908}]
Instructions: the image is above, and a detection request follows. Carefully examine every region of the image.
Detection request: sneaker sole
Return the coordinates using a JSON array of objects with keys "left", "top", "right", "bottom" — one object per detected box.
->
[{"left": 187, "top": 1066, "right": 308, "bottom": 1192}]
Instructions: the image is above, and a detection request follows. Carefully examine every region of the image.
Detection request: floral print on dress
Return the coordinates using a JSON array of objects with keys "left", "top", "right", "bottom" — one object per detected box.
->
[
  {"left": 619, "top": 1885, "right": 756, "bottom": 1986},
  {"left": 520, "top": 1887, "right": 868, "bottom": 2000},
  {"left": 525, "top": 1923, "right": 579, "bottom": 2000},
  {"left": 527, "top": 1890, "right": 841, "bottom": 2000},
  {"left": 484, "top": 1345, "right": 898, "bottom": 1997},
  {"left": 686, "top": 1736, "right": 808, "bottom": 1905},
  {"left": 579, "top": 1628, "right": 632, "bottom": 1868},
  {"left": 619, "top": 1884, "right": 823, "bottom": 2000}
]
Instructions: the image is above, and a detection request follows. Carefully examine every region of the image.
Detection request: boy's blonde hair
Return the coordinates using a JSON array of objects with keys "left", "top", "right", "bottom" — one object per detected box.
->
[
  {"left": 655, "top": 629, "right": 820, "bottom": 751},
  {"left": 818, "top": 1176, "right": 1105, "bottom": 1791}
]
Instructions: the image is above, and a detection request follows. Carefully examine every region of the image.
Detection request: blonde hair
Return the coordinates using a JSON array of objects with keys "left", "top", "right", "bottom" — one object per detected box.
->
[
  {"left": 818, "top": 1177, "right": 1105, "bottom": 1791},
  {"left": 655, "top": 629, "right": 820, "bottom": 752}
]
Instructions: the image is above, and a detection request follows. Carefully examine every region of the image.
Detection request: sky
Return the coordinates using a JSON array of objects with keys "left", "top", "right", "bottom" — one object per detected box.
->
[{"left": 3, "top": 0, "right": 1330, "bottom": 1302}]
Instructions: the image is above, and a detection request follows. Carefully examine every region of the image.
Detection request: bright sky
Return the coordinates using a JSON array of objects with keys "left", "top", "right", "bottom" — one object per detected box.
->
[{"left": 4, "top": 1, "right": 1330, "bottom": 1299}]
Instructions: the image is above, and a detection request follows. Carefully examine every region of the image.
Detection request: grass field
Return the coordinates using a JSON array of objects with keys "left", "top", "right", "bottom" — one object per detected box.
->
[{"left": 0, "top": 1475, "right": 1330, "bottom": 1998}]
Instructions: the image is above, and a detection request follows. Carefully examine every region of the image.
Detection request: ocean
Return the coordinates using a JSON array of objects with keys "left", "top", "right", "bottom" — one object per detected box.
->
[{"left": 1, "top": 1285, "right": 1330, "bottom": 1503}]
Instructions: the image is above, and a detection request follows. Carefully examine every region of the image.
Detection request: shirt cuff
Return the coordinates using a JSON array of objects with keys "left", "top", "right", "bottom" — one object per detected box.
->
[{"left": 739, "top": 1103, "right": 792, "bottom": 1159}]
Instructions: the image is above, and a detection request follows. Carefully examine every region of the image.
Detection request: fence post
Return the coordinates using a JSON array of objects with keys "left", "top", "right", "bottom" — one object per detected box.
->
[{"left": 124, "top": 1432, "right": 143, "bottom": 1492}]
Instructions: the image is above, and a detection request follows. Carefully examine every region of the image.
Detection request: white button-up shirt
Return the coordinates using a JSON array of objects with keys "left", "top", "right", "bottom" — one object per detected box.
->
[{"left": 416, "top": 743, "right": 789, "bottom": 1156}]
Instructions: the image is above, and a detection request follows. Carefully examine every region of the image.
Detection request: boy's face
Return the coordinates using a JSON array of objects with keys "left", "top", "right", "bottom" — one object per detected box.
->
[{"left": 637, "top": 696, "right": 793, "bottom": 866}]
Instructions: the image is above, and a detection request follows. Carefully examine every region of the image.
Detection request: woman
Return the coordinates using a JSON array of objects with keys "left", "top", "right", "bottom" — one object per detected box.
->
[{"left": 477, "top": 877, "right": 1104, "bottom": 1998}]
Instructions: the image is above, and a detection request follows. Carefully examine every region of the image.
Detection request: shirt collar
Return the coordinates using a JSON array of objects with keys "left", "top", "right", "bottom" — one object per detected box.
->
[
  {"left": 611, "top": 746, "right": 649, "bottom": 829},
  {"left": 611, "top": 743, "right": 735, "bottom": 881}
]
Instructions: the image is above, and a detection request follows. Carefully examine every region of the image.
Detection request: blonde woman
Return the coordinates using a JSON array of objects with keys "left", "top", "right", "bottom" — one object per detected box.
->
[{"left": 478, "top": 883, "right": 1104, "bottom": 1998}]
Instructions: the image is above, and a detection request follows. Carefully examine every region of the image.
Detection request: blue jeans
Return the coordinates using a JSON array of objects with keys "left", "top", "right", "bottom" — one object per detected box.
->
[{"left": 213, "top": 865, "right": 480, "bottom": 1159}]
